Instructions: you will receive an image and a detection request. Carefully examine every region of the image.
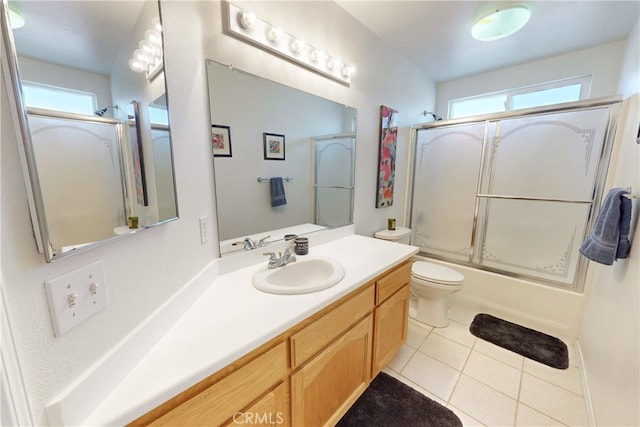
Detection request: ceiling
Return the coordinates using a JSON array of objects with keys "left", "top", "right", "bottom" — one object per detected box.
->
[
  {"left": 8, "top": 1, "right": 639, "bottom": 82},
  {"left": 336, "top": 1, "right": 640, "bottom": 82}
]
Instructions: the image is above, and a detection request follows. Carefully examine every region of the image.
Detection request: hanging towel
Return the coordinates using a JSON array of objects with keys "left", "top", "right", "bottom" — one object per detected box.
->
[
  {"left": 579, "top": 188, "right": 632, "bottom": 265},
  {"left": 270, "top": 177, "right": 287, "bottom": 207}
]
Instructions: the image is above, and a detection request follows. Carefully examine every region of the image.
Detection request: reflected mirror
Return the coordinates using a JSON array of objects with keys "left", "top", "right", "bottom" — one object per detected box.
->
[
  {"left": 206, "top": 60, "right": 356, "bottom": 256},
  {"left": 1, "top": 0, "right": 178, "bottom": 261}
]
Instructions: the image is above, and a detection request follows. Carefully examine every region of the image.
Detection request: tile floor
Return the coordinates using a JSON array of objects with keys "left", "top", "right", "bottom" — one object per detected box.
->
[{"left": 383, "top": 304, "right": 589, "bottom": 426}]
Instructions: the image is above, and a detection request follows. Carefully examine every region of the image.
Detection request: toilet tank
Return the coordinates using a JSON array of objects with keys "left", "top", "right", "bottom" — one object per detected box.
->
[{"left": 374, "top": 227, "right": 411, "bottom": 244}]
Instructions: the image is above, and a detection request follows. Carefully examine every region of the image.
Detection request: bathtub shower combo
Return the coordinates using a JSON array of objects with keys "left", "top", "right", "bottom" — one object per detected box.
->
[{"left": 410, "top": 98, "right": 621, "bottom": 293}]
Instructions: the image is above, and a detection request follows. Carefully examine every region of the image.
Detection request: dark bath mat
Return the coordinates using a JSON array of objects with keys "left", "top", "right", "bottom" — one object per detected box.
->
[
  {"left": 336, "top": 372, "right": 462, "bottom": 427},
  {"left": 470, "top": 313, "right": 569, "bottom": 369}
]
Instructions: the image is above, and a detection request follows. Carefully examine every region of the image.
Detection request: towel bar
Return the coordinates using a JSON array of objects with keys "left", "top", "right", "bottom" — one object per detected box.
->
[{"left": 257, "top": 177, "right": 293, "bottom": 183}]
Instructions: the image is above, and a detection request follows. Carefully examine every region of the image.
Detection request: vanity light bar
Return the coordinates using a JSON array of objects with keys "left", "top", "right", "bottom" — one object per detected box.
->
[{"left": 227, "top": 3, "right": 355, "bottom": 86}]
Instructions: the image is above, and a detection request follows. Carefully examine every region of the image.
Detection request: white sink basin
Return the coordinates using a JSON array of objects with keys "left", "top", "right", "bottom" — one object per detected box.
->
[{"left": 252, "top": 255, "right": 345, "bottom": 295}]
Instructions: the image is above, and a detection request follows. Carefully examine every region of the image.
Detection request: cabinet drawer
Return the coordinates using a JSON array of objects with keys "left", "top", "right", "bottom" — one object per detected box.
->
[
  {"left": 148, "top": 342, "right": 287, "bottom": 426},
  {"left": 376, "top": 260, "right": 412, "bottom": 304},
  {"left": 290, "top": 285, "right": 374, "bottom": 369}
]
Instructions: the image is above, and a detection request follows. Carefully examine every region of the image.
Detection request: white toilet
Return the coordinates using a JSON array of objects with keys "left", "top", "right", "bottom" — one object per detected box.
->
[{"left": 374, "top": 227, "right": 464, "bottom": 327}]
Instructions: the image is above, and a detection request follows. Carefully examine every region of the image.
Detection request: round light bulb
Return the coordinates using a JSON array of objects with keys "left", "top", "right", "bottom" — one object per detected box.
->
[
  {"left": 133, "top": 48, "right": 152, "bottom": 65},
  {"left": 144, "top": 29, "right": 162, "bottom": 46},
  {"left": 152, "top": 17, "right": 162, "bottom": 32},
  {"left": 290, "top": 39, "right": 305, "bottom": 54},
  {"left": 342, "top": 65, "right": 356, "bottom": 78},
  {"left": 240, "top": 10, "right": 256, "bottom": 30},
  {"left": 267, "top": 26, "right": 282, "bottom": 42},
  {"left": 129, "top": 58, "right": 146, "bottom": 73},
  {"left": 310, "top": 49, "right": 324, "bottom": 63}
]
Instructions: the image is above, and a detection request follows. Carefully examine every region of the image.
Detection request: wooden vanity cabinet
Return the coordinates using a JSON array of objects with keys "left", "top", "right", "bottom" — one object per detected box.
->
[
  {"left": 130, "top": 260, "right": 412, "bottom": 427},
  {"left": 373, "top": 260, "right": 411, "bottom": 376}
]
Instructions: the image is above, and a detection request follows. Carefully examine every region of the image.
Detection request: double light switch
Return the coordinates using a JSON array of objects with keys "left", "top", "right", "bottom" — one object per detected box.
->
[{"left": 44, "top": 260, "right": 108, "bottom": 336}]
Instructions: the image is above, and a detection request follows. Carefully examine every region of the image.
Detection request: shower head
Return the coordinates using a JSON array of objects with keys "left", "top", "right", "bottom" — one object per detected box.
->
[
  {"left": 94, "top": 105, "right": 119, "bottom": 117},
  {"left": 423, "top": 111, "right": 442, "bottom": 121}
]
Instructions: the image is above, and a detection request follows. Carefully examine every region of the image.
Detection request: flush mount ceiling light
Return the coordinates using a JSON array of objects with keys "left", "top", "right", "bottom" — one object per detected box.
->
[{"left": 472, "top": 5, "right": 531, "bottom": 41}]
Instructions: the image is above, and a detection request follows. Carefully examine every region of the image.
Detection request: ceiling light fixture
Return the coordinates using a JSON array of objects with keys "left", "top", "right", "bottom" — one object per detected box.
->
[
  {"left": 226, "top": 3, "right": 355, "bottom": 85},
  {"left": 471, "top": 5, "right": 531, "bottom": 41}
]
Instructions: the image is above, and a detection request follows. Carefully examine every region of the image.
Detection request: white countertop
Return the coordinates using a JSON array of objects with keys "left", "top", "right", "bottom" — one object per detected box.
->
[{"left": 85, "top": 234, "right": 418, "bottom": 426}]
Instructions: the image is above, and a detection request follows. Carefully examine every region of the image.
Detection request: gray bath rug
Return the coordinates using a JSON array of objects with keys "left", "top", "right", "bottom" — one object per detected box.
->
[
  {"left": 336, "top": 372, "right": 462, "bottom": 427},
  {"left": 470, "top": 313, "right": 569, "bottom": 369}
]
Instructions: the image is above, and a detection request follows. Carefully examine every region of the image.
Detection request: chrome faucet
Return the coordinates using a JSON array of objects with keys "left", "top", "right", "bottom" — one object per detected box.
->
[
  {"left": 233, "top": 235, "right": 271, "bottom": 251},
  {"left": 263, "top": 245, "right": 296, "bottom": 269}
]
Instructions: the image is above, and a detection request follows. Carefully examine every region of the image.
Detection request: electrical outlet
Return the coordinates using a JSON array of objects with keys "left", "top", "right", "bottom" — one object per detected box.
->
[
  {"left": 44, "top": 261, "right": 108, "bottom": 337},
  {"left": 199, "top": 216, "right": 209, "bottom": 244}
]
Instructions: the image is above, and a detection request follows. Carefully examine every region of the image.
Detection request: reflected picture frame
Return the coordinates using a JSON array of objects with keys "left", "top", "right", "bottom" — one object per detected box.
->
[
  {"left": 212, "top": 124, "right": 232, "bottom": 157},
  {"left": 263, "top": 132, "right": 286, "bottom": 160}
]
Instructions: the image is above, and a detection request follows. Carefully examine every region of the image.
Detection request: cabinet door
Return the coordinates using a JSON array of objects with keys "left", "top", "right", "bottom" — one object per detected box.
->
[
  {"left": 223, "top": 381, "right": 289, "bottom": 427},
  {"left": 372, "top": 285, "right": 410, "bottom": 376},
  {"left": 147, "top": 342, "right": 287, "bottom": 426},
  {"left": 290, "top": 316, "right": 373, "bottom": 427}
]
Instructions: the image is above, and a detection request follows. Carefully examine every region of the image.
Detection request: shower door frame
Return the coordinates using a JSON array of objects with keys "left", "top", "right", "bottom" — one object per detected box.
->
[{"left": 406, "top": 96, "right": 622, "bottom": 292}]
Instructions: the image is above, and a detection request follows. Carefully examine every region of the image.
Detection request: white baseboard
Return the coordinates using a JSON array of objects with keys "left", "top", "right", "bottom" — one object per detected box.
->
[{"left": 574, "top": 340, "right": 596, "bottom": 426}]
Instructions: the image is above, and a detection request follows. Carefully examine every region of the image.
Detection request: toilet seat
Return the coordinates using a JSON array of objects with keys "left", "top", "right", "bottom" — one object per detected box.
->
[{"left": 411, "top": 261, "right": 464, "bottom": 286}]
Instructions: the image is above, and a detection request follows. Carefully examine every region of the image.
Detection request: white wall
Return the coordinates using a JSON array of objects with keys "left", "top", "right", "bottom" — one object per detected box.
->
[
  {"left": 0, "top": 1, "right": 434, "bottom": 424},
  {"left": 436, "top": 40, "right": 627, "bottom": 119},
  {"left": 578, "top": 19, "right": 640, "bottom": 427}
]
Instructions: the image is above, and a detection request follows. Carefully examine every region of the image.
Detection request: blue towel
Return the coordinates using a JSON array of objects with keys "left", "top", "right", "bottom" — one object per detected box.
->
[
  {"left": 270, "top": 177, "right": 287, "bottom": 207},
  {"left": 579, "top": 188, "right": 632, "bottom": 265}
]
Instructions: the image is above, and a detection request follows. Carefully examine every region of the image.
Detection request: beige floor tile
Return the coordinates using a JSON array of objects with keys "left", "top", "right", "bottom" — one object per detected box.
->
[
  {"left": 516, "top": 403, "right": 567, "bottom": 426},
  {"left": 448, "top": 404, "right": 487, "bottom": 426},
  {"left": 401, "top": 351, "right": 460, "bottom": 400},
  {"left": 433, "top": 319, "right": 477, "bottom": 348},
  {"left": 406, "top": 320, "right": 432, "bottom": 349},
  {"left": 520, "top": 373, "right": 588, "bottom": 426},
  {"left": 523, "top": 358, "right": 583, "bottom": 396},
  {"left": 463, "top": 351, "right": 522, "bottom": 398},
  {"left": 418, "top": 333, "right": 472, "bottom": 371},
  {"left": 473, "top": 338, "right": 525, "bottom": 370},
  {"left": 387, "top": 344, "right": 416, "bottom": 372},
  {"left": 450, "top": 374, "right": 518, "bottom": 426}
]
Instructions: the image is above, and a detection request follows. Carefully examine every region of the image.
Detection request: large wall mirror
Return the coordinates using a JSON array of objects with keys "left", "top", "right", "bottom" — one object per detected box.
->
[
  {"left": 206, "top": 60, "right": 356, "bottom": 256},
  {"left": 1, "top": 0, "right": 178, "bottom": 262}
]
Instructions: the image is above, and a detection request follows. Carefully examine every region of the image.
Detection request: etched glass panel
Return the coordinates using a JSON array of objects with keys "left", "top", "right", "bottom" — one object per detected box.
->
[
  {"left": 477, "top": 199, "right": 590, "bottom": 285},
  {"left": 411, "top": 123, "right": 484, "bottom": 261},
  {"left": 483, "top": 108, "right": 610, "bottom": 200}
]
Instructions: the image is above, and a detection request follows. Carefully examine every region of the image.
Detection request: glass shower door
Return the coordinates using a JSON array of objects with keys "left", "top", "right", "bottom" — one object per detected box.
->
[
  {"left": 474, "top": 107, "right": 612, "bottom": 285},
  {"left": 411, "top": 123, "right": 485, "bottom": 262},
  {"left": 313, "top": 134, "right": 355, "bottom": 228}
]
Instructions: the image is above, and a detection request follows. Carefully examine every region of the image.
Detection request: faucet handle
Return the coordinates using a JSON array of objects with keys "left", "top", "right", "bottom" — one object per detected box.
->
[
  {"left": 258, "top": 235, "right": 271, "bottom": 246},
  {"left": 262, "top": 252, "right": 277, "bottom": 260}
]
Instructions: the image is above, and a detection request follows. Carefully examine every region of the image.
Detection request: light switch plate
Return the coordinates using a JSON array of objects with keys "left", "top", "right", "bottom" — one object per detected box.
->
[{"left": 44, "top": 261, "right": 108, "bottom": 337}]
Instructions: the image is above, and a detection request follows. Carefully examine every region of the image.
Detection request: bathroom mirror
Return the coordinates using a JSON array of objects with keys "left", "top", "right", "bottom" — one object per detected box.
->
[
  {"left": 1, "top": 0, "right": 179, "bottom": 262},
  {"left": 206, "top": 60, "right": 356, "bottom": 256}
]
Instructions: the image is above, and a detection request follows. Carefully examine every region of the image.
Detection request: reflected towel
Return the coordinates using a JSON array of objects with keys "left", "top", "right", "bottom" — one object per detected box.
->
[
  {"left": 579, "top": 188, "right": 632, "bottom": 265},
  {"left": 270, "top": 177, "right": 287, "bottom": 207}
]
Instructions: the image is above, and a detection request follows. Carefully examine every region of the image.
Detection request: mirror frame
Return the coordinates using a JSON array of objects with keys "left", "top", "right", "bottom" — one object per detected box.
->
[{"left": 0, "top": 0, "right": 178, "bottom": 262}]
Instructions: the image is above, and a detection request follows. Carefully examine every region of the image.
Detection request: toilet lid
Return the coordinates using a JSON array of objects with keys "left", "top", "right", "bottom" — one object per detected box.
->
[{"left": 412, "top": 261, "right": 464, "bottom": 285}]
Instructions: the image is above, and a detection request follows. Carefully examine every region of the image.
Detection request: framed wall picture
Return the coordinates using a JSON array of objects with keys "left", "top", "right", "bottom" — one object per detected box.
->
[
  {"left": 375, "top": 105, "right": 398, "bottom": 208},
  {"left": 263, "top": 132, "right": 286, "bottom": 160},
  {"left": 211, "top": 125, "right": 232, "bottom": 157}
]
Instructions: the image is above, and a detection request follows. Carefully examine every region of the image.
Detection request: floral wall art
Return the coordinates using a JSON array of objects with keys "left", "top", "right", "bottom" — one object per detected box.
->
[{"left": 376, "top": 105, "right": 398, "bottom": 207}]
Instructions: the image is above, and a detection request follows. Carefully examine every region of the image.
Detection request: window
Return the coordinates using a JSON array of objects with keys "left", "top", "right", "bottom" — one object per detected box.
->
[
  {"left": 21, "top": 81, "right": 97, "bottom": 115},
  {"left": 448, "top": 76, "right": 591, "bottom": 119}
]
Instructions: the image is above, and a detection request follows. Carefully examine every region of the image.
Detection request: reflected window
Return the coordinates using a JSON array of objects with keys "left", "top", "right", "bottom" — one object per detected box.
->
[
  {"left": 22, "top": 81, "right": 97, "bottom": 115},
  {"left": 148, "top": 104, "right": 168, "bottom": 125}
]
